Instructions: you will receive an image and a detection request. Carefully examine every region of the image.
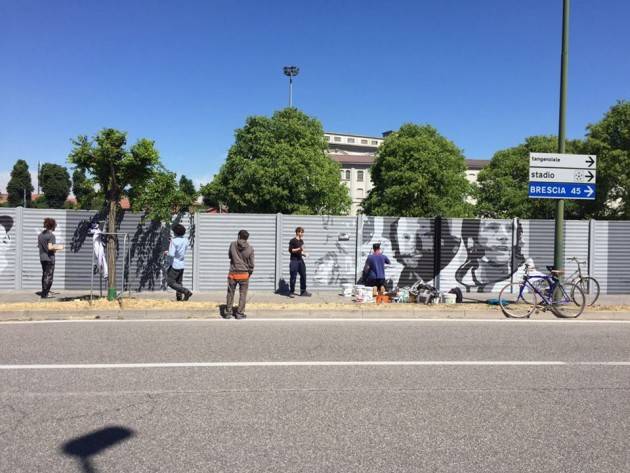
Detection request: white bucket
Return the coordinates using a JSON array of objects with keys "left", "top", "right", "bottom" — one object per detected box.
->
[{"left": 442, "top": 293, "right": 457, "bottom": 304}]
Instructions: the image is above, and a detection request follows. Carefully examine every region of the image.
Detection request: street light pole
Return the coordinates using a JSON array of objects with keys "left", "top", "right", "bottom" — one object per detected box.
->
[
  {"left": 554, "top": 0, "right": 570, "bottom": 273},
  {"left": 283, "top": 66, "right": 300, "bottom": 107}
]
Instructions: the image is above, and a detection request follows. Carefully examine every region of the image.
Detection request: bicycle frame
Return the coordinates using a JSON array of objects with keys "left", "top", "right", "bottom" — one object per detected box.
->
[{"left": 517, "top": 273, "right": 571, "bottom": 308}]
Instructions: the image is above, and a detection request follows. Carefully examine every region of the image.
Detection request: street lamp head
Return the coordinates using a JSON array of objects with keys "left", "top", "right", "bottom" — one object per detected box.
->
[{"left": 283, "top": 66, "right": 300, "bottom": 77}]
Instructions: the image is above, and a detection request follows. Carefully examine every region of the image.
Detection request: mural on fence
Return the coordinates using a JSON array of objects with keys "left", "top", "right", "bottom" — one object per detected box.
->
[
  {"left": 0, "top": 215, "right": 13, "bottom": 276},
  {"left": 448, "top": 219, "right": 526, "bottom": 293},
  {"left": 360, "top": 217, "right": 461, "bottom": 289},
  {"left": 310, "top": 216, "right": 355, "bottom": 287}
]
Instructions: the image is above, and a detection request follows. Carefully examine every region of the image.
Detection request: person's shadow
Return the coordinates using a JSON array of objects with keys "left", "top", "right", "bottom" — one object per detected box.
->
[{"left": 61, "top": 426, "right": 134, "bottom": 473}]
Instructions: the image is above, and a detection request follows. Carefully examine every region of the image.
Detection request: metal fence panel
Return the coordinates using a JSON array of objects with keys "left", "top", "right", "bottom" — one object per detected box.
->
[
  {"left": 281, "top": 215, "right": 357, "bottom": 292},
  {"left": 196, "top": 213, "right": 277, "bottom": 290},
  {"left": 592, "top": 220, "right": 630, "bottom": 294},
  {"left": 0, "top": 208, "right": 17, "bottom": 290}
]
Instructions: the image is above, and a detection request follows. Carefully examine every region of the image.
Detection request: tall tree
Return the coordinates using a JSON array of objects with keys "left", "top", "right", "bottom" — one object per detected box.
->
[
  {"left": 584, "top": 100, "right": 630, "bottom": 219},
  {"left": 72, "top": 168, "right": 97, "bottom": 209},
  {"left": 68, "top": 128, "right": 160, "bottom": 298},
  {"left": 362, "top": 124, "right": 472, "bottom": 217},
  {"left": 39, "top": 163, "right": 71, "bottom": 208},
  {"left": 475, "top": 136, "right": 586, "bottom": 219},
  {"left": 132, "top": 168, "right": 196, "bottom": 223},
  {"left": 6, "top": 159, "right": 34, "bottom": 207},
  {"left": 201, "top": 108, "right": 351, "bottom": 214},
  {"left": 178, "top": 175, "right": 197, "bottom": 199}
]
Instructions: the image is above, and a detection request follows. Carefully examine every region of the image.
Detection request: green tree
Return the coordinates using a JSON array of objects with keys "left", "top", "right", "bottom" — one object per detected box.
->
[
  {"left": 178, "top": 175, "right": 197, "bottom": 199},
  {"left": 362, "top": 124, "right": 473, "bottom": 217},
  {"left": 475, "top": 136, "right": 585, "bottom": 219},
  {"left": 39, "top": 163, "right": 71, "bottom": 208},
  {"left": 72, "top": 168, "right": 98, "bottom": 209},
  {"left": 584, "top": 100, "right": 630, "bottom": 219},
  {"left": 68, "top": 128, "right": 161, "bottom": 298},
  {"left": 6, "top": 159, "right": 34, "bottom": 207},
  {"left": 132, "top": 168, "right": 196, "bottom": 223},
  {"left": 202, "top": 108, "right": 351, "bottom": 214}
]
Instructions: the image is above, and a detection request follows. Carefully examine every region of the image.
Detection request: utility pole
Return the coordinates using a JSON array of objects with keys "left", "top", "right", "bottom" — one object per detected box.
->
[{"left": 554, "top": 0, "right": 570, "bottom": 272}]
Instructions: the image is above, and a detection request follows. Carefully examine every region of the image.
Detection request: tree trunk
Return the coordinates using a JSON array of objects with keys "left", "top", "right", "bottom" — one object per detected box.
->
[{"left": 107, "top": 199, "right": 117, "bottom": 299}]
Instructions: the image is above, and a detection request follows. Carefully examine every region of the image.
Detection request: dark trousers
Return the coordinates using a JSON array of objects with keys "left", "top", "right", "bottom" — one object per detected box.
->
[
  {"left": 226, "top": 278, "right": 249, "bottom": 315},
  {"left": 167, "top": 267, "right": 190, "bottom": 300},
  {"left": 289, "top": 259, "right": 307, "bottom": 294},
  {"left": 41, "top": 260, "right": 55, "bottom": 296}
]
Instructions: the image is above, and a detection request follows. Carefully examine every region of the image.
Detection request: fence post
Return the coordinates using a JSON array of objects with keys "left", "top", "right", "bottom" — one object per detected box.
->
[
  {"left": 14, "top": 206, "right": 23, "bottom": 290},
  {"left": 355, "top": 214, "right": 363, "bottom": 284},
  {"left": 192, "top": 211, "right": 200, "bottom": 292},
  {"left": 275, "top": 213, "right": 284, "bottom": 292},
  {"left": 433, "top": 216, "right": 442, "bottom": 291},
  {"left": 510, "top": 217, "right": 519, "bottom": 292},
  {"left": 588, "top": 218, "right": 596, "bottom": 280}
]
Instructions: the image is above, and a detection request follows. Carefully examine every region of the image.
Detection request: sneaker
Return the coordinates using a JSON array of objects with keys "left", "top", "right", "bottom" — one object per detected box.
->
[
  {"left": 288, "top": 293, "right": 295, "bottom": 298},
  {"left": 300, "top": 291, "right": 312, "bottom": 297},
  {"left": 223, "top": 312, "right": 233, "bottom": 320},
  {"left": 234, "top": 312, "right": 247, "bottom": 320},
  {"left": 184, "top": 291, "right": 193, "bottom": 301}
]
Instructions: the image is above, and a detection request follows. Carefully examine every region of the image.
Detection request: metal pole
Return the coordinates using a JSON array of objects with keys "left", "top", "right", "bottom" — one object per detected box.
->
[
  {"left": 554, "top": 0, "right": 570, "bottom": 273},
  {"left": 289, "top": 76, "right": 293, "bottom": 107}
]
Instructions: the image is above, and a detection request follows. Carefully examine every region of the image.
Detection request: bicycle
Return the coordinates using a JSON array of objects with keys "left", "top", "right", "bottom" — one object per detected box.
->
[
  {"left": 566, "top": 256, "right": 600, "bottom": 306},
  {"left": 498, "top": 263, "right": 586, "bottom": 319}
]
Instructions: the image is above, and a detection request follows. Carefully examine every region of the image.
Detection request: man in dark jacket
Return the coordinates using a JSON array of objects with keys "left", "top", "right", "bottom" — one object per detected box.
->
[{"left": 225, "top": 229, "right": 255, "bottom": 319}]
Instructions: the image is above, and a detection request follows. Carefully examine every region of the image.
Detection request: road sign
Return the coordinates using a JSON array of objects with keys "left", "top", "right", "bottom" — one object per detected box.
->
[
  {"left": 528, "top": 182, "right": 596, "bottom": 200},
  {"left": 529, "top": 168, "right": 596, "bottom": 183},
  {"left": 529, "top": 153, "right": 596, "bottom": 169},
  {"left": 529, "top": 152, "right": 597, "bottom": 200}
]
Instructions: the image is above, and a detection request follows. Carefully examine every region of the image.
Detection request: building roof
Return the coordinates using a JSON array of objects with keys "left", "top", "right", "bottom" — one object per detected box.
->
[
  {"left": 466, "top": 159, "right": 490, "bottom": 170},
  {"left": 329, "top": 154, "right": 490, "bottom": 170}
]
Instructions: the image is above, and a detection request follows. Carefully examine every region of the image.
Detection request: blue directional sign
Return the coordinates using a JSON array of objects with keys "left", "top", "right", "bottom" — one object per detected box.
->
[{"left": 528, "top": 182, "right": 596, "bottom": 200}]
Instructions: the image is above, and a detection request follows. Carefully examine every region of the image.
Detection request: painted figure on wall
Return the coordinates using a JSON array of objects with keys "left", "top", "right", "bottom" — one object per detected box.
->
[
  {"left": 311, "top": 217, "right": 355, "bottom": 289},
  {"left": 455, "top": 219, "right": 525, "bottom": 292},
  {"left": 0, "top": 216, "right": 14, "bottom": 276}
]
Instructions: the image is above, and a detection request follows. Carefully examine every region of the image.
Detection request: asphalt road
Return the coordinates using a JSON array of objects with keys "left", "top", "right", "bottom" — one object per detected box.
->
[{"left": 1, "top": 318, "right": 629, "bottom": 472}]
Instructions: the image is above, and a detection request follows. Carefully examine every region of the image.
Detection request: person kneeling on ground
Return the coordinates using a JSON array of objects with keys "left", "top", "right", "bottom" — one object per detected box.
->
[
  {"left": 225, "top": 229, "right": 255, "bottom": 320},
  {"left": 166, "top": 223, "right": 192, "bottom": 301},
  {"left": 363, "top": 243, "right": 391, "bottom": 293}
]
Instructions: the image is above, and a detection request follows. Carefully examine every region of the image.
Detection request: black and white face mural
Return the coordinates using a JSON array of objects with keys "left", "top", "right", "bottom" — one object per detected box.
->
[
  {"left": 311, "top": 216, "right": 355, "bottom": 287},
  {"left": 0, "top": 215, "right": 14, "bottom": 276},
  {"left": 360, "top": 216, "right": 461, "bottom": 288},
  {"left": 451, "top": 219, "right": 525, "bottom": 292}
]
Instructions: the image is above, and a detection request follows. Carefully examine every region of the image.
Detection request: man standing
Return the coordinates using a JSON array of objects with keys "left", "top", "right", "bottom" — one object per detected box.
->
[
  {"left": 166, "top": 223, "right": 192, "bottom": 301},
  {"left": 38, "top": 218, "right": 63, "bottom": 299},
  {"left": 288, "top": 226, "right": 311, "bottom": 297},
  {"left": 225, "top": 229, "right": 255, "bottom": 319}
]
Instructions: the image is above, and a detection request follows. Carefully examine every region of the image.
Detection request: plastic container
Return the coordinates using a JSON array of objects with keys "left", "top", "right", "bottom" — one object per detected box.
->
[{"left": 442, "top": 293, "right": 457, "bottom": 304}]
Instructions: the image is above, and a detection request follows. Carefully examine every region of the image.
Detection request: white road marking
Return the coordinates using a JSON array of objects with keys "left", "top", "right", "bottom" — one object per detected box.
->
[
  {"left": 1, "top": 361, "right": 629, "bottom": 370},
  {"left": 2, "top": 318, "right": 630, "bottom": 325}
]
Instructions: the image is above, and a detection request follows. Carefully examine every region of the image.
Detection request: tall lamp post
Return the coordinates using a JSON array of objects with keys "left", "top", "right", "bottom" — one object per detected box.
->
[{"left": 283, "top": 66, "right": 299, "bottom": 107}]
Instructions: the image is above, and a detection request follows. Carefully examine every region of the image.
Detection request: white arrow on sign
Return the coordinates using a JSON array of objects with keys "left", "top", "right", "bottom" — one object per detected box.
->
[
  {"left": 529, "top": 168, "right": 596, "bottom": 183},
  {"left": 530, "top": 152, "right": 597, "bottom": 169},
  {"left": 585, "top": 185, "right": 595, "bottom": 198}
]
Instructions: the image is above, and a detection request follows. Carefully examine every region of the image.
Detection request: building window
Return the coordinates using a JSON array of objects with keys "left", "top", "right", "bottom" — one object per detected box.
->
[
  {"left": 334, "top": 136, "right": 341, "bottom": 142},
  {"left": 357, "top": 188, "right": 364, "bottom": 198},
  {"left": 361, "top": 139, "right": 368, "bottom": 144},
  {"left": 345, "top": 170, "right": 351, "bottom": 180},
  {"left": 357, "top": 170, "right": 364, "bottom": 182},
  {"left": 325, "top": 135, "right": 330, "bottom": 141},
  {"left": 371, "top": 140, "right": 378, "bottom": 145},
  {"left": 347, "top": 138, "right": 355, "bottom": 143}
]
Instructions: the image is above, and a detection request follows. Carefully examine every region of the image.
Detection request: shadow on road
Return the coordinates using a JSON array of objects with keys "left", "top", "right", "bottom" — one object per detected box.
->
[{"left": 60, "top": 426, "right": 134, "bottom": 473}]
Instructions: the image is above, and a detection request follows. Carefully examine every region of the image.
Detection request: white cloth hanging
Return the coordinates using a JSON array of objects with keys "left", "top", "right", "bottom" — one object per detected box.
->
[{"left": 90, "top": 226, "right": 108, "bottom": 279}]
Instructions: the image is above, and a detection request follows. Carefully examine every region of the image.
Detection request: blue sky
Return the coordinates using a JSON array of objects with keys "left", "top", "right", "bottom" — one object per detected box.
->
[{"left": 1, "top": 0, "right": 629, "bottom": 191}]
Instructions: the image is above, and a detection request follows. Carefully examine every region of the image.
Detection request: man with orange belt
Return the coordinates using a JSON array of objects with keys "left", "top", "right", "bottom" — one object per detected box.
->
[{"left": 225, "top": 229, "right": 255, "bottom": 319}]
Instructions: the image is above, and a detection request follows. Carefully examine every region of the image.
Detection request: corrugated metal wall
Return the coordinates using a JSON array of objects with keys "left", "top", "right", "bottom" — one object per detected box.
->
[
  {"left": 196, "top": 213, "right": 277, "bottom": 291},
  {"left": 280, "top": 215, "right": 357, "bottom": 292},
  {"left": 0, "top": 208, "right": 17, "bottom": 289},
  {"left": 1, "top": 209, "right": 627, "bottom": 294},
  {"left": 592, "top": 221, "right": 630, "bottom": 294}
]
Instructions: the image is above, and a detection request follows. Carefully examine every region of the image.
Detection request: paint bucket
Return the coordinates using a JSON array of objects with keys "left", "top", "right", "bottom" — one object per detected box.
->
[
  {"left": 442, "top": 293, "right": 457, "bottom": 304},
  {"left": 341, "top": 284, "right": 353, "bottom": 297}
]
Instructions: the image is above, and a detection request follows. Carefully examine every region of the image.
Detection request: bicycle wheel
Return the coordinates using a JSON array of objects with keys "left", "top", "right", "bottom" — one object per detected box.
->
[
  {"left": 499, "top": 282, "right": 537, "bottom": 318},
  {"left": 571, "top": 276, "right": 600, "bottom": 306},
  {"left": 551, "top": 282, "right": 586, "bottom": 318}
]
